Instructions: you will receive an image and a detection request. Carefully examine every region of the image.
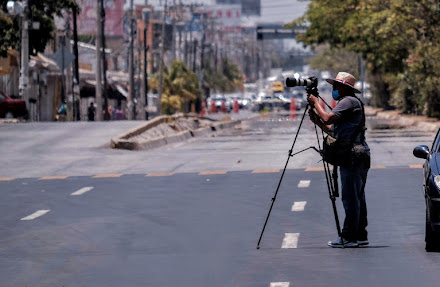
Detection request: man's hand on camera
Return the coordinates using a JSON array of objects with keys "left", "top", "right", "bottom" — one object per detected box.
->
[
  {"left": 307, "top": 94, "right": 318, "bottom": 107},
  {"left": 308, "top": 107, "right": 319, "bottom": 124}
]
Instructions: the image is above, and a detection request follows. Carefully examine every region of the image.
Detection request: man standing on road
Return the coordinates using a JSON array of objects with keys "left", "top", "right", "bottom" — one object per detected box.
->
[{"left": 307, "top": 72, "right": 370, "bottom": 248}]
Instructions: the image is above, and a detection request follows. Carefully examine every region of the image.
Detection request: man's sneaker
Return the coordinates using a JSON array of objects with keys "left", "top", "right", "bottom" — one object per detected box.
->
[
  {"left": 327, "top": 237, "right": 358, "bottom": 248},
  {"left": 357, "top": 239, "right": 369, "bottom": 246}
]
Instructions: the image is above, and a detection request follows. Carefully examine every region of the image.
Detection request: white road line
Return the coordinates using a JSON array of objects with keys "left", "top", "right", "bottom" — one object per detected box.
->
[
  {"left": 270, "top": 282, "right": 290, "bottom": 287},
  {"left": 71, "top": 186, "right": 94, "bottom": 196},
  {"left": 292, "top": 201, "right": 307, "bottom": 212},
  {"left": 281, "top": 233, "right": 300, "bottom": 248},
  {"left": 21, "top": 210, "right": 50, "bottom": 221},
  {"left": 298, "top": 180, "right": 310, "bottom": 188}
]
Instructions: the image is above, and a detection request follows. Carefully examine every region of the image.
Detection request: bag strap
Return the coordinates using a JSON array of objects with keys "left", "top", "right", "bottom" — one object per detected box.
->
[{"left": 349, "top": 95, "right": 366, "bottom": 143}]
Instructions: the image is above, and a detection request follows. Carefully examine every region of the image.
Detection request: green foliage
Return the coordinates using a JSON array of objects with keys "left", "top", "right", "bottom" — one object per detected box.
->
[
  {"left": 204, "top": 57, "right": 243, "bottom": 93},
  {"left": 294, "top": 0, "right": 440, "bottom": 116},
  {"left": 0, "top": 10, "right": 18, "bottom": 57},
  {"left": 0, "top": 0, "right": 78, "bottom": 57},
  {"left": 308, "top": 45, "right": 360, "bottom": 78},
  {"left": 150, "top": 60, "right": 201, "bottom": 115}
]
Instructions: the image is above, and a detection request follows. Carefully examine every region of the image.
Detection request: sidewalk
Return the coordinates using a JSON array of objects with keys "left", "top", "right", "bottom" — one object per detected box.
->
[{"left": 365, "top": 106, "right": 440, "bottom": 132}]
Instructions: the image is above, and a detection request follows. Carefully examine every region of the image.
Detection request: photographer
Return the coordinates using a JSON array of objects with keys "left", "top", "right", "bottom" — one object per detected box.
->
[{"left": 307, "top": 72, "right": 370, "bottom": 248}]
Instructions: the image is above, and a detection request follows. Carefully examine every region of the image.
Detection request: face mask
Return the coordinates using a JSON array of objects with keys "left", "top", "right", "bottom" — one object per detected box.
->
[{"left": 332, "top": 90, "right": 340, "bottom": 100}]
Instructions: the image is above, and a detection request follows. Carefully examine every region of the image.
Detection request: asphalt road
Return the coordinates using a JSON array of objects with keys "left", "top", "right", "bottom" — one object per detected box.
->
[
  {"left": 0, "top": 110, "right": 434, "bottom": 178},
  {"left": 0, "top": 168, "right": 438, "bottom": 286},
  {"left": 0, "top": 111, "right": 439, "bottom": 286}
]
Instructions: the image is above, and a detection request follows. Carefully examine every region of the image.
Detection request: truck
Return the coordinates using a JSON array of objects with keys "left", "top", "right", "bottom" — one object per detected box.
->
[
  {"left": 272, "top": 81, "right": 284, "bottom": 94},
  {"left": 0, "top": 91, "right": 28, "bottom": 119}
]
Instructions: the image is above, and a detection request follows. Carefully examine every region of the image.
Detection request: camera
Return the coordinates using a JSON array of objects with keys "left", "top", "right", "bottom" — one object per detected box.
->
[{"left": 285, "top": 77, "right": 318, "bottom": 88}]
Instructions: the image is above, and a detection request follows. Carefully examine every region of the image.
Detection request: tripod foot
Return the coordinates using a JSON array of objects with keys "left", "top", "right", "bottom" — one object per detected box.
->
[{"left": 256, "top": 246, "right": 260, "bottom": 249}]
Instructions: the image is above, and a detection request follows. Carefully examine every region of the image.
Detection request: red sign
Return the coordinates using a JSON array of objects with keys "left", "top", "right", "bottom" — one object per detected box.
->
[{"left": 76, "top": 0, "right": 124, "bottom": 37}]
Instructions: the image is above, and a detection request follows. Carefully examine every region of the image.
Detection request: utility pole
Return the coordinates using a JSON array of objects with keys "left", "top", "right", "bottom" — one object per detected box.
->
[
  {"left": 100, "top": 0, "right": 110, "bottom": 120},
  {"left": 170, "top": 0, "right": 177, "bottom": 64},
  {"left": 199, "top": 12, "right": 207, "bottom": 113},
  {"left": 95, "top": 0, "right": 103, "bottom": 121},
  {"left": 65, "top": 18, "right": 73, "bottom": 121},
  {"left": 60, "top": 35, "right": 66, "bottom": 104},
  {"left": 141, "top": 5, "right": 150, "bottom": 120},
  {"left": 128, "top": 0, "right": 135, "bottom": 120},
  {"left": 192, "top": 39, "right": 197, "bottom": 73},
  {"left": 157, "top": 0, "right": 168, "bottom": 115},
  {"left": 21, "top": 0, "right": 30, "bottom": 120},
  {"left": 72, "top": 5, "right": 80, "bottom": 121}
]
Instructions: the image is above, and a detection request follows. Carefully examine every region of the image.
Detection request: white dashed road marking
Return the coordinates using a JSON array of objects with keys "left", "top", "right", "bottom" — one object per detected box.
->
[
  {"left": 281, "top": 233, "right": 300, "bottom": 248},
  {"left": 71, "top": 186, "right": 94, "bottom": 196},
  {"left": 298, "top": 180, "right": 310, "bottom": 188},
  {"left": 270, "top": 283, "right": 290, "bottom": 287},
  {"left": 292, "top": 201, "right": 307, "bottom": 212},
  {"left": 21, "top": 210, "right": 50, "bottom": 221}
]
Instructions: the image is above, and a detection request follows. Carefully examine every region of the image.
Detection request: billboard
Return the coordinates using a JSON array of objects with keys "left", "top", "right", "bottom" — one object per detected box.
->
[
  {"left": 76, "top": 0, "right": 124, "bottom": 36},
  {"left": 216, "top": 0, "right": 261, "bottom": 16},
  {"left": 206, "top": 5, "right": 242, "bottom": 33}
]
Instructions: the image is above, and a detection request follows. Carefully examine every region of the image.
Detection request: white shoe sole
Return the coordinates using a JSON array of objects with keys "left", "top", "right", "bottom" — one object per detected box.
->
[{"left": 328, "top": 242, "right": 359, "bottom": 248}]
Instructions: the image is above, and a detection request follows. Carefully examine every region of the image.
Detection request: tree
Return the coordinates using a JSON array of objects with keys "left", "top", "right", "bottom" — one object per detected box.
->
[
  {"left": 308, "top": 45, "right": 360, "bottom": 79},
  {"left": 291, "top": 0, "right": 421, "bottom": 110},
  {"left": 150, "top": 60, "right": 201, "bottom": 115},
  {"left": 0, "top": 0, "right": 78, "bottom": 57},
  {"left": 204, "top": 57, "right": 243, "bottom": 94}
]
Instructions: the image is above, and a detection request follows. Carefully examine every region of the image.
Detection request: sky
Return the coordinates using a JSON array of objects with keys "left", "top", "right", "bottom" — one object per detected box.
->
[{"left": 127, "top": 0, "right": 310, "bottom": 24}]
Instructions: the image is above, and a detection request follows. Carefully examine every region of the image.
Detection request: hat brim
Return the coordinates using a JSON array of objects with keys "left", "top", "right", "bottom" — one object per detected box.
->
[{"left": 326, "top": 78, "right": 361, "bottom": 94}]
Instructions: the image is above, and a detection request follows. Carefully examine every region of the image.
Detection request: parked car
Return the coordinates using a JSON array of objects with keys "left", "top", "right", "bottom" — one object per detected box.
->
[
  {"left": 277, "top": 93, "right": 305, "bottom": 110},
  {"left": 0, "top": 91, "right": 28, "bottom": 119},
  {"left": 258, "top": 95, "right": 284, "bottom": 111},
  {"left": 413, "top": 128, "right": 440, "bottom": 251}
]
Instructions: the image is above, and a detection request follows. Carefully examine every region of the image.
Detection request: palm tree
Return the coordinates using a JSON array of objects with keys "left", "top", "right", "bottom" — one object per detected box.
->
[
  {"left": 150, "top": 60, "right": 201, "bottom": 115},
  {"left": 204, "top": 57, "right": 243, "bottom": 94}
]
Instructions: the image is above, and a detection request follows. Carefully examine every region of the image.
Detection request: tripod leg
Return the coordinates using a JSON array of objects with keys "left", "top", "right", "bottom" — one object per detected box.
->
[
  {"left": 313, "top": 121, "right": 344, "bottom": 247},
  {"left": 256, "top": 105, "right": 310, "bottom": 249}
]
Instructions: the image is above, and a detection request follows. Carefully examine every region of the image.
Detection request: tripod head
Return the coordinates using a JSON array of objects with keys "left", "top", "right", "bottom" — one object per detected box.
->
[{"left": 305, "top": 76, "right": 319, "bottom": 98}]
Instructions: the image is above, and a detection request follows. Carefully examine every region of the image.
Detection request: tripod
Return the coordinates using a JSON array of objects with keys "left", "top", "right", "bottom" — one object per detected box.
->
[{"left": 256, "top": 88, "right": 343, "bottom": 249}]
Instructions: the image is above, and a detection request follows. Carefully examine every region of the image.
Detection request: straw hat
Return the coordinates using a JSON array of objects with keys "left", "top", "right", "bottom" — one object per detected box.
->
[{"left": 326, "top": 72, "right": 361, "bottom": 93}]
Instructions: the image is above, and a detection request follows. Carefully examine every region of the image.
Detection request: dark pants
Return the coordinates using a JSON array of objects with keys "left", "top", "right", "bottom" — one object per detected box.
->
[{"left": 340, "top": 164, "right": 369, "bottom": 242}]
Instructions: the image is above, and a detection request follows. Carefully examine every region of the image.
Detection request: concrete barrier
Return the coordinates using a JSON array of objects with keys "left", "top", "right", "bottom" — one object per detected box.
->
[{"left": 111, "top": 115, "right": 245, "bottom": 151}]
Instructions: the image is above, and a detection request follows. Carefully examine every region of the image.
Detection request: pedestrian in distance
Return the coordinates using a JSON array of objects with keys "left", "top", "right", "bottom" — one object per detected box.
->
[
  {"left": 307, "top": 72, "right": 371, "bottom": 248},
  {"left": 56, "top": 100, "right": 67, "bottom": 121},
  {"left": 88, "top": 102, "right": 96, "bottom": 121}
]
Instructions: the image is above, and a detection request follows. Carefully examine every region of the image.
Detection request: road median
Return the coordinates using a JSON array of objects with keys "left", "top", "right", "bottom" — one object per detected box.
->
[{"left": 110, "top": 113, "right": 244, "bottom": 150}]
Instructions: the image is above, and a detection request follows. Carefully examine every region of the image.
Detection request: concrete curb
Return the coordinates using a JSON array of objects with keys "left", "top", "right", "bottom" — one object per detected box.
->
[
  {"left": 0, "top": 119, "right": 20, "bottom": 124},
  {"left": 111, "top": 115, "right": 244, "bottom": 151},
  {"left": 367, "top": 107, "right": 440, "bottom": 132}
]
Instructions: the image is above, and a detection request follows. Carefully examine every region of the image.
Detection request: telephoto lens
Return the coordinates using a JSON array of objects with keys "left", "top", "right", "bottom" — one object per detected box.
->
[{"left": 286, "top": 77, "right": 314, "bottom": 87}]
